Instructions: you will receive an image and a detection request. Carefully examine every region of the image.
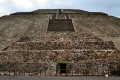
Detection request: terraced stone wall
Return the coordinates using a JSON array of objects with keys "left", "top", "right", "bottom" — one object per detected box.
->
[
  {"left": 5, "top": 41, "right": 115, "bottom": 51},
  {"left": 0, "top": 50, "right": 120, "bottom": 76}
]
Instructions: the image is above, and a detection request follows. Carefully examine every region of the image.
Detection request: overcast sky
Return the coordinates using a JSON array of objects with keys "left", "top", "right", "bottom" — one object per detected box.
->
[{"left": 0, "top": 0, "right": 120, "bottom": 18}]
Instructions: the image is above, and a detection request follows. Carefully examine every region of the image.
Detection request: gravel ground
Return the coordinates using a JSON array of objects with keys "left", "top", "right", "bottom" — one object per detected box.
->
[{"left": 0, "top": 76, "right": 120, "bottom": 80}]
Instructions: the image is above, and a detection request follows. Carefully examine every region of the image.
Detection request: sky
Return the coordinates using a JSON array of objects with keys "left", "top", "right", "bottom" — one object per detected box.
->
[{"left": 0, "top": 0, "right": 120, "bottom": 18}]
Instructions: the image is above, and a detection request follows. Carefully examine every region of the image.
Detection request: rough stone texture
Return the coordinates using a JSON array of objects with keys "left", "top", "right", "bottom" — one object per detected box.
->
[
  {"left": 0, "top": 9, "right": 120, "bottom": 50},
  {"left": 0, "top": 9, "right": 120, "bottom": 76},
  {"left": 0, "top": 14, "right": 51, "bottom": 50},
  {"left": 0, "top": 76, "right": 120, "bottom": 80}
]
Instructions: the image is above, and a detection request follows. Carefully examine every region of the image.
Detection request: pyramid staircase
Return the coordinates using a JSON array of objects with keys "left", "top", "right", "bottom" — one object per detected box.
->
[
  {"left": 48, "top": 9, "right": 74, "bottom": 31},
  {"left": 48, "top": 19, "right": 74, "bottom": 31}
]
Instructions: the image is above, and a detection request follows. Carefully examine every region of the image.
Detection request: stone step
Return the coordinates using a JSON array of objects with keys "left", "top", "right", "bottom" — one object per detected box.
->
[
  {"left": 56, "top": 14, "right": 65, "bottom": 19},
  {"left": 65, "top": 14, "right": 69, "bottom": 19},
  {"left": 48, "top": 19, "right": 74, "bottom": 31},
  {"left": 52, "top": 14, "right": 56, "bottom": 19},
  {"left": 5, "top": 41, "right": 116, "bottom": 51}
]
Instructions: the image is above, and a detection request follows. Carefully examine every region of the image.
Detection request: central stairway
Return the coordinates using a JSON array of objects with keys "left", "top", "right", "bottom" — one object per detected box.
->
[
  {"left": 48, "top": 9, "right": 74, "bottom": 31},
  {"left": 48, "top": 19, "right": 74, "bottom": 31}
]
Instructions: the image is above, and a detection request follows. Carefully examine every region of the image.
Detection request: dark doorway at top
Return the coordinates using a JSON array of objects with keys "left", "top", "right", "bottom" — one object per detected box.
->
[
  {"left": 59, "top": 63, "right": 67, "bottom": 73},
  {"left": 59, "top": 9, "right": 62, "bottom": 14}
]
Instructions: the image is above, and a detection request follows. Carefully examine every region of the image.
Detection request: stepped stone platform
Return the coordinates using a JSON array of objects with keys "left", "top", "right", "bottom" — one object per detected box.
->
[{"left": 0, "top": 9, "right": 120, "bottom": 76}]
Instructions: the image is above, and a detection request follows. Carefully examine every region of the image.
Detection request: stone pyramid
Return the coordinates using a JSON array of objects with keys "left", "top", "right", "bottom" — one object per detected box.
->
[{"left": 0, "top": 9, "right": 120, "bottom": 76}]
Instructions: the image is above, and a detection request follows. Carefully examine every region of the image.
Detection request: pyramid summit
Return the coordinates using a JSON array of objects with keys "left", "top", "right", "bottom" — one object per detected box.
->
[{"left": 0, "top": 9, "right": 120, "bottom": 76}]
